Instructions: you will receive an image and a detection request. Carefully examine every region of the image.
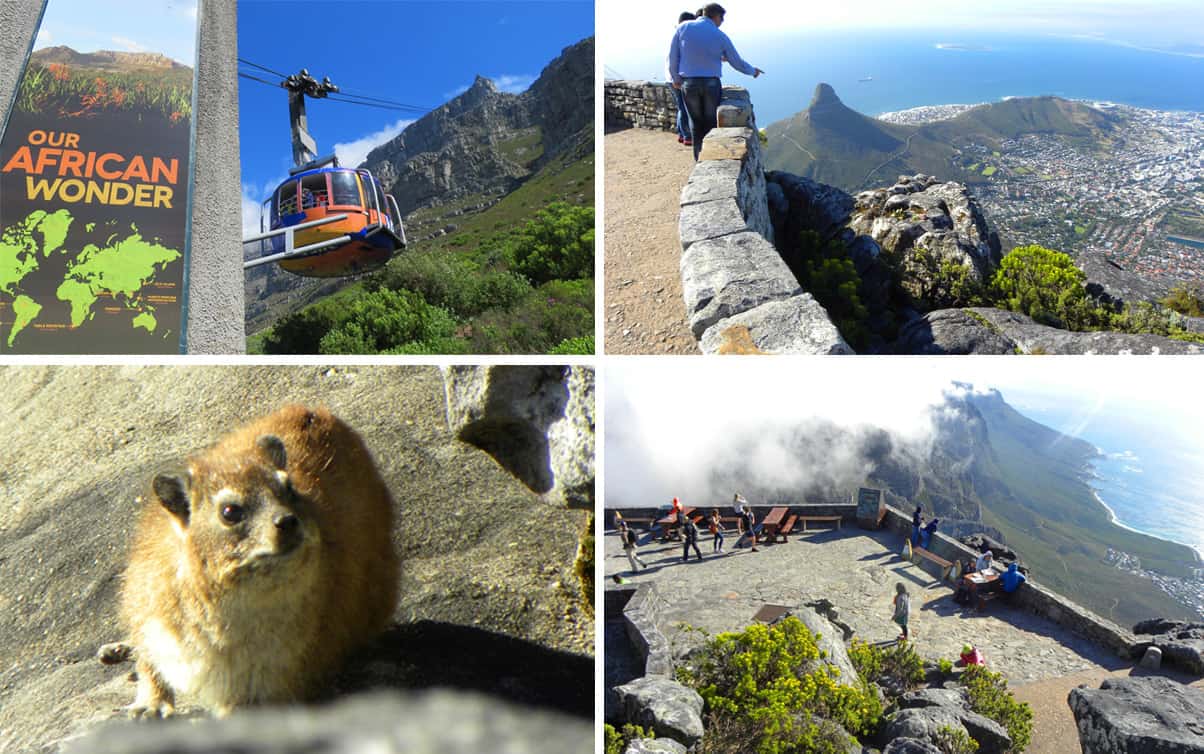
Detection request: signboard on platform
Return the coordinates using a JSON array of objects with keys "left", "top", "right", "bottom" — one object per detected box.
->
[{"left": 0, "top": 0, "right": 198, "bottom": 353}]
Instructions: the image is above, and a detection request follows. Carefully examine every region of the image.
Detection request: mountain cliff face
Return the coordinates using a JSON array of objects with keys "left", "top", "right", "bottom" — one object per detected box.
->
[
  {"left": 361, "top": 37, "right": 593, "bottom": 215},
  {"left": 30, "top": 46, "right": 189, "bottom": 71}
]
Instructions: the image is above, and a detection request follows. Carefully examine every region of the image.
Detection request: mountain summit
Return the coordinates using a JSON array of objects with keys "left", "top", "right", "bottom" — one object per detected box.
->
[{"left": 361, "top": 37, "right": 593, "bottom": 216}]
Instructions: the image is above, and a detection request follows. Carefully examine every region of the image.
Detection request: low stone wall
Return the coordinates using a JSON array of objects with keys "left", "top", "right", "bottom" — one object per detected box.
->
[
  {"left": 604, "top": 79, "right": 677, "bottom": 131},
  {"left": 623, "top": 583, "right": 674, "bottom": 677},
  {"left": 879, "top": 504, "right": 1138, "bottom": 657},
  {"left": 676, "top": 89, "right": 852, "bottom": 355}
]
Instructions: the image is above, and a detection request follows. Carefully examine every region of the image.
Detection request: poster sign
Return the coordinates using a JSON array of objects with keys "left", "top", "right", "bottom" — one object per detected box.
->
[{"left": 0, "top": 0, "right": 198, "bottom": 353}]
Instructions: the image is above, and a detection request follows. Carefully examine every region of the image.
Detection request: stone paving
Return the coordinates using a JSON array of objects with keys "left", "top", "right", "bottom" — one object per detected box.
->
[{"left": 605, "top": 526, "right": 1127, "bottom": 685}]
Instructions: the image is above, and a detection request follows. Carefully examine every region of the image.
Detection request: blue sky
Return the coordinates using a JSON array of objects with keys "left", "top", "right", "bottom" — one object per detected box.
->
[
  {"left": 603, "top": 0, "right": 1204, "bottom": 80},
  {"left": 33, "top": 0, "right": 198, "bottom": 65},
  {"left": 237, "top": 0, "right": 594, "bottom": 232}
]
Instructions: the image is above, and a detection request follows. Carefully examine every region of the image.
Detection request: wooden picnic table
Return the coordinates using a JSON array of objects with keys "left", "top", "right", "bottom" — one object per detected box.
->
[
  {"left": 655, "top": 507, "right": 695, "bottom": 540},
  {"left": 963, "top": 568, "right": 1000, "bottom": 609},
  {"left": 760, "top": 506, "right": 788, "bottom": 542}
]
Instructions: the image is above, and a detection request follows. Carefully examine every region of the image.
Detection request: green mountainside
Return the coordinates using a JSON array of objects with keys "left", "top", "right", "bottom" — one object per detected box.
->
[{"left": 763, "top": 84, "right": 1120, "bottom": 191}]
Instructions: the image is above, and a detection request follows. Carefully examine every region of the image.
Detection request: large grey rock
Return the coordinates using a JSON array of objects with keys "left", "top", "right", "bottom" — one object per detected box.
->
[
  {"left": 793, "top": 608, "right": 860, "bottom": 687},
  {"left": 680, "top": 160, "right": 742, "bottom": 206},
  {"left": 680, "top": 231, "right": 802, "bottom": 337},
  {"left": 443, "top": 365, "right": 594, "bottom": 509},
  {"left": 1132, "top": 621, "right": 1204, "bottom": 675},
  {"left": 625, "top": 738, "right": 688, "bottom": 754},
  {"left": 848, "top": 177, "right": 1001, "bottom": 307},
  {"left": 62, "top": 690, "right": 591, "bottom": 754},
  {"left": 1069, "top": 676, "right": 1204, "bottom": 754},
  {"left": 883, "top": 738, "right": 942, "bottom": 754},
  {"left": 897, "top": 688, "right": 970, "bottom": 710},
  {"left": 613, "top": 677, "right": 705, "bottom": 747},
  {"left": 679, "top": 197, "right": 749, "bottom": 249},
  {"left": 884, "top": 706, "right": 1012, "bottom": 754},
  {"left": 890, "top": 307, "right": 1204, "bottom": 355},
  {"left": 0, "top": 366, "right": 593, "bottom": 753},
  {"left": 699, "top": 296, "right": 854, "bottom": 354},
  {"left": 887, "top": 309, "right": 1018, "bottom": 354}
]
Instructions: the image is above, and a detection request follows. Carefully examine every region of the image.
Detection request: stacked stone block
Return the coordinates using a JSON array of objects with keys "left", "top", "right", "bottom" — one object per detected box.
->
[{"left": 604, "top": 80, "right": 678, "bottom": 131}]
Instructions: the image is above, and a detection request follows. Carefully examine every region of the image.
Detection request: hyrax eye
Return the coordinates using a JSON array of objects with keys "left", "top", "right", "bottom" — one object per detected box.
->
[{"left": 220, "top": 503, "right": 246, "bottom": 525}]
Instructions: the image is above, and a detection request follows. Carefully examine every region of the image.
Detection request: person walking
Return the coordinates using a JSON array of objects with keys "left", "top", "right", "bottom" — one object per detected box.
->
[
  {"left": 892, "top": 582, "right": 911, "bottom": 642},
  {"left": 667, "top": 11, "right": 697, "bottom": 146},
  {"left": 618, "top": 520, "right": 647, "bottom": 573},
  {"left": 668, "top": 3, "right": 763, "bottom": 160},
  {"left": 708, "top": 508, "right": 725, "bottom": 552},
  {"left": 682, "top": 515, "right": 703, "bottom": 562}
]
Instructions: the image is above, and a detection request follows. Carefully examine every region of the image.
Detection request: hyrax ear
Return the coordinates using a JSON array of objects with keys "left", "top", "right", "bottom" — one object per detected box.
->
[
  {"left": 152, "top": 473, "right": 191, "bottom": 525},
  {"left": 256, "top": 434, "right": 288, "bottom": 471}
]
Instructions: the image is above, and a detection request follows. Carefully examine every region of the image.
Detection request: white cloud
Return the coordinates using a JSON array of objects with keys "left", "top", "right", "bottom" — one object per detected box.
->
[
  {"left": 332, "top": 118, "right": 414, "bottom": 169},
  {"left": 494, "top": 74, "right": 536, "bottom": 94},
  {"left": 111, "top": 36, "right": 149, "bottom": 53},
  {"left": 34, "top": 27, "right": 52, "bottom": 47},
  {"left": 443, "top": 84, "right": 470, "bottom": 99}
]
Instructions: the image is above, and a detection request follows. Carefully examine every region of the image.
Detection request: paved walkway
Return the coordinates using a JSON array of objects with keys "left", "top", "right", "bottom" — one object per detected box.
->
[{"left": 605, "top": 526, "right": 1123, "bottom": 685}]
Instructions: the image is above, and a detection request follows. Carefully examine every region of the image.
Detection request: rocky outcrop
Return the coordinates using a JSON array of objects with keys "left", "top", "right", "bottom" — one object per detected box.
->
[
  {"left": 443, "top": 365, "right": 594, "bottom": 509},
  {"left": 851, "top": 175, "right": 1002, "bottom": 296},
  {"left": 613, "top": 676, "right": 705, "bottom": 748},
  {"left": 363, "top": 38, "right": 593, "bottom": 215},
  {"left": 889, "top": 307, "right": 1204, "bottom": 354},
  {"left": 625, "top": 738, "right": 688, "bottom": 754},
  {"left": 884, "top": 739, "right": 943, "bottom": 754},
  {"left": 1132, "top": 620, "right": 1204, "bottom": 675},
  {"left": 794, "top": 608, "right": 860, "bottom": 687},
  {"left": 884, "top": 703, "right": 1012, "bottom": 754},
  {"left": 1069, "top": 677, "right": 1204, "bottom": 754},
  {"left": 62, "top": 690, "right": 592, "bottom": 754},
  {"left": 0, "top": 366, "right": 592, "bottom": 753}
]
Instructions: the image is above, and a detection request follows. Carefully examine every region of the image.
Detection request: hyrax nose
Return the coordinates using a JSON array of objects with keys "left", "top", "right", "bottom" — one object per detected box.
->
[{"left": 274, "top": 513, "right": 299, "bottom": 534}]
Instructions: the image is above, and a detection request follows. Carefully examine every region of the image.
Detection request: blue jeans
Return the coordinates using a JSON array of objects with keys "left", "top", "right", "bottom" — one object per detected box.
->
[
  {"left": 682, "top": 76, "right": 722, "bottom": 161},
  {"left": 920, "top": 531, "right": 932, "bottom": 549},
  {"left": 671, "top": 84, "right": 691, "bottom": 141}
]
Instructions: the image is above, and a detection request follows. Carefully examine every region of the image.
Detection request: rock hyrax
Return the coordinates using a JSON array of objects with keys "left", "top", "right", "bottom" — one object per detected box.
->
[{"left": 119, "top": 405, "right": 399, "bottom": 717}]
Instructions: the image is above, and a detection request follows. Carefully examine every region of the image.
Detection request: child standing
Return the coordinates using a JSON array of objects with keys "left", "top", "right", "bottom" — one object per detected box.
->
[
  {"left": 892, "top": 582, "right": 911, "bottom": 642},
  {"left": 709, "top": 508, "right": 725, "bottom": 552}
]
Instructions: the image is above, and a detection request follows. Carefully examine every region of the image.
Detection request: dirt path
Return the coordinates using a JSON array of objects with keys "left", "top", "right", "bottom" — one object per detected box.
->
[
  {"left": 603, "top": 127, "right": 698, "bottom": 354},
  {"left": 1012, "top": 665, "right": 1204, "bottom": 754}
]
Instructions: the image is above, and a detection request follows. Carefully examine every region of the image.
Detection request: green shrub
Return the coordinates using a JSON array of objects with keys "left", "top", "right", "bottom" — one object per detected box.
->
[
  {"left": 549, "top": 335, "right": 595, "bottom": 355},
  {"left": 988, "top": 245, "right": 1101, "bottom": 329},
  {"left": 934, "top": 725, "right": 979, "bottom": 754},
  {"left": 260, "top": 303, "right": 341, "bottom": 354},
  {"left": 1163, "top": 284, "right": 1204, "bottom": 317},
  {"left": 604, "top": 723, "right": 652, "bottom": 754},
  {"left": 959, "top": 665, "right": 1033, "bottom": 753},
  {"left": 938, "top": 658, "right": 955, "bottom": 675},
  {"left": 794, "top": 231, "right": 871, "bottom": 350},
  {"left": 848, "top": 639, "right": 924, "bottom": 696},
  {"left": 907, "top": 246, "right": 986, "bottom": 310},
  {"left": 468, "top": 279, "right": 594, "bottom": 353},
  {"left": 375, "top": 251, "right": 532, "bottom": 317},
  {"left": 679, "top": 617, "right": 883, "bottom": 754},
  {"left": 317, "top": 288, "right": 457, "bottom": 354},
  {"left": 506, "top": 202, "right": 595, "bottom": 284}
]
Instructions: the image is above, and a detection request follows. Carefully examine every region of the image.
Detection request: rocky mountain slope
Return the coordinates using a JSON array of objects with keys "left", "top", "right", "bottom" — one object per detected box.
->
[
  {"left": 30, "top": 46, "right": 190, "bottom": 72},
  {"left": 692, "top": 384, "right": 1200, "bottom": 625},
  {"left": 0, "top": 365, "right": 593, "bottom": 752},
  {"left": 763, "top": 83, "right": 1117, "bottom": 192},
  {"left": 362, "top": 37, "right": 593, "bottom": 216}
]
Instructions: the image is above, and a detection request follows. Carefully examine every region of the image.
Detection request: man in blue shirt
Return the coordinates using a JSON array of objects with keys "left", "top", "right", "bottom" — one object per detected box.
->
[
  {"left": 999, "top": 562, "right": 1027, "bottom": 599},
  {"left": 669, "top": 3, "right": 763, "bottom": 160}
]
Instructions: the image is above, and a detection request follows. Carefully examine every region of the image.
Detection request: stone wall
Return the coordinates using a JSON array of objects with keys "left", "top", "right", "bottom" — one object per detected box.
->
[
  {"left": 604, "top": 79, "right": 677, "bottom": 131},
  {"left": 623, "top": 583, "right": 674, "bottom": 677},
  {"left": 676, "top": 89, "right": 852, "bottom": 355},
  {"left": 879, "top": 503, "right": 1138, "bottom": 658}
]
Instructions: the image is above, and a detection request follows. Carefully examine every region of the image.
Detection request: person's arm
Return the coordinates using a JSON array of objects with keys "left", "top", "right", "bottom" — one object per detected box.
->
[
  {"left": 720, "top": 31, "right": 762, "bottom": 78},
  {"left": 669, "top": 27, "right": 683, "bottom": 88}
]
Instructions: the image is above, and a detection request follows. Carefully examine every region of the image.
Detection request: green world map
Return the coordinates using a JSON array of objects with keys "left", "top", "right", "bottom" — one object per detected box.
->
[{"left": 0, "top": 209, "right": 180, "bottom": 348}]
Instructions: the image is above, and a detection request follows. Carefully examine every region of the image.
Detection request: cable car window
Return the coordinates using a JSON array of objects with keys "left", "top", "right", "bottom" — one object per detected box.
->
[
  {"left": 300, "top": 174, "right": 329, "bottom": 210},
  {"left": 269, "top": 187, "right": 280, "bottom": 224},
  {"left": 278, "top": 181, "right": 299, "bottom": 216},
  {"left": 359, "top": 173, "right": 379, "bottom": 212},
  {"left": 330, "top": 171, "right": 360, "bottom": 207}
]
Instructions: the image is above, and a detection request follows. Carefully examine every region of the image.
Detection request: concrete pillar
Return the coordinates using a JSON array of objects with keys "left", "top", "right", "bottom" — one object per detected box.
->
[{"left": 0, "top": 0, "right": 244, "bottom": 354}]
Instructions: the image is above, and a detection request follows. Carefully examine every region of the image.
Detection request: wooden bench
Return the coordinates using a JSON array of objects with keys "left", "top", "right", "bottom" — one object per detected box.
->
[
  {"left": 770, "top": 514, "right": 799, "bottom": 543},
  {"left": 798, "top": 515, "right": 841, "bottom": 532},
  {"left": 912, "top": 546, "right": 954, "bottom": 581}
]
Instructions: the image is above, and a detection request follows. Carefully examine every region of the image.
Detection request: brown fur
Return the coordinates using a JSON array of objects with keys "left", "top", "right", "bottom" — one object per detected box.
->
[
  {"left": 714, "top": 325, "right": 768, "bottom": 355},
  {"left": 118, "top": 405, "right": 399, "bottom": 717}
]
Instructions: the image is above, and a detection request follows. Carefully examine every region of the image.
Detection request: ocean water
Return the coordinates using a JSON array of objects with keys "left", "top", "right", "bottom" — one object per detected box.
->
[
  {"left": 734, "top": 31, "right": 1204, "bottom": 124},
  {"left": 1009, "top": 398, "right": 1204, "bottom": 560}
]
